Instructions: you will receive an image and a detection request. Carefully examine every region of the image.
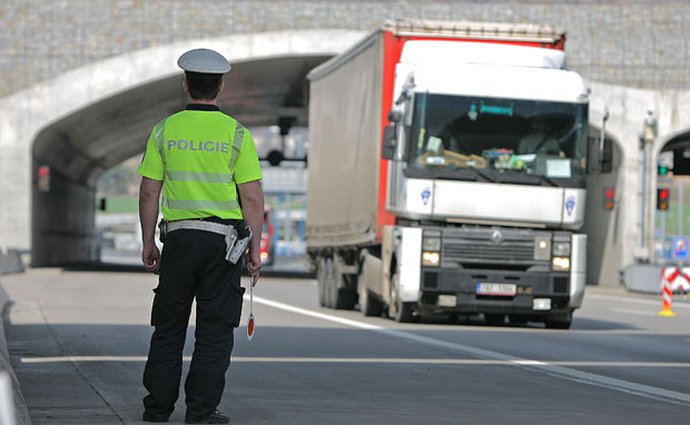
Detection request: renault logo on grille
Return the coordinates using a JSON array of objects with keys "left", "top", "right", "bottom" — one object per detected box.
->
[{"left": 491, "top": 230, "right": 504, "bottom": 244}]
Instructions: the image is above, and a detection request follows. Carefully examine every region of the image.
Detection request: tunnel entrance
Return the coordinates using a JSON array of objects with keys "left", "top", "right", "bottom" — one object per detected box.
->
[{"left": 31, "top": 55, "right": 331, "bottom": 266}]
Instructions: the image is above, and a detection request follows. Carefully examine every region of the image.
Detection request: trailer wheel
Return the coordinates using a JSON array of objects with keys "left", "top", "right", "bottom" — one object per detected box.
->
[
  {"left": 359, "top": 284, "right": 383, "bottom": 317},
  {"left": 389, "top": 273, "right": 415, "bottom": 323},
  {"left": 316, "top": 257, "right": 328, "bottom": 307},
  {"left": 327, "top": 257, "right": 356, "bottom": 310}
]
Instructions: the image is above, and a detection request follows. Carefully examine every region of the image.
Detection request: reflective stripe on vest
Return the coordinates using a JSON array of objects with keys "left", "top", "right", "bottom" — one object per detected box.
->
[
  {"left": 154, "top": 119, "right": 167, "bottom": 163},
  {"left": 167, "top": 171, "right": 232, "bottom": 183},
  {"left": 228, "top": 124, "right": 245, "bottom": 175},
  {"left": 162, "top": 198, "right": 240, "bottom": 211},
  {"left": 154, "top": 119, "right": 169, "bottom": 180}
]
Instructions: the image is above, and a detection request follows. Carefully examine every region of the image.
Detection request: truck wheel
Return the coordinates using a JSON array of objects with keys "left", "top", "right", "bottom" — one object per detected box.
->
[
  {"left": 484, "top": 314, "right": 506, "bottom": 326},
  {"left": 316, "top": 257, "right": 328, "bottom": 307},
  {"left": 544, "top": 312, "right": 573, "bottom": 330},
  {"left": 328, "top": 257, "right": 356, "bottom": 310},
  {"left": 389, "top": 273, "right": 415, "bottom": 323},
  {"left": 359, "top": 284, "right": 383, "bottom": 317}
]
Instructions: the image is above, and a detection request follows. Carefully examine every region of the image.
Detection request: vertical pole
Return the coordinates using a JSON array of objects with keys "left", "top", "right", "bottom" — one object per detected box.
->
[
  {"left": 679, "top": 177, "right": 684, "bottom": 237},
  {"left": 638, "top": 141, "right": 646, "bottom": 249},
  {"left": 661, "top": 210, "right": 667, "bottom": 263}
]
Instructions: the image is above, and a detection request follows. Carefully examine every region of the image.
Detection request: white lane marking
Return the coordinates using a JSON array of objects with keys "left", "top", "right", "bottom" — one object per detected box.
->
[
  {"left": 19, "top": 356, "right": 690, "bottom": 368},
  {"left": 253, "top": 297, "right": 382, "bottom": 331},
  {"left": 612, "top": 308, "right": 658, "bottom": 317},
  {"left": 252, "top": 296, "right": 690, "bottom": 406},
  {"left": 589, "top": 294, "right": 690, "bottom": 310}
]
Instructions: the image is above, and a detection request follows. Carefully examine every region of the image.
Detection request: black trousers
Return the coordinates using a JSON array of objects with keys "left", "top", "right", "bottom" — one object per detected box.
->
[{"left": 143, "top": 229, "right": 244, "bottom": 420}]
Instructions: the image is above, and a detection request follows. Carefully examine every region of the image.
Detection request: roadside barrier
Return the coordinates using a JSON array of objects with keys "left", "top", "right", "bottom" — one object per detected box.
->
[
  {"left": 0, "top": 372, "right": 16, "bottom": 425},
  {"left": 0, "top": 250, "right": 24, "bottom": 276},
  {"left": 658, "top": 267, "right": 690, "bottom": 317}
]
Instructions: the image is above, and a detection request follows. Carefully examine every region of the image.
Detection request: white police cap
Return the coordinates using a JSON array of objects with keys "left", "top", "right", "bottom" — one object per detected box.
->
[{"left": 177, "top": 48, "right": 231, "bottom": 74}]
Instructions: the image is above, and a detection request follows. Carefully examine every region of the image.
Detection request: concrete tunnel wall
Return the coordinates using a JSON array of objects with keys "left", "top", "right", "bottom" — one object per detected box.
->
[{"left": 0, "top": 30, "right": 366, "bottom": 266}]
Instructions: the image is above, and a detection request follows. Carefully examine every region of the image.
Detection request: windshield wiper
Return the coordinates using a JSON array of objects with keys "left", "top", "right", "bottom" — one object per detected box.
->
[
  {"left": 536, "top": 175, "right": 558, "bottom": 187},
  {"left": 469, "top": 167, "right": 495, "bottom": 183},
  {"left": 493, "top": 173, "right": 558, "bottom": 187}
]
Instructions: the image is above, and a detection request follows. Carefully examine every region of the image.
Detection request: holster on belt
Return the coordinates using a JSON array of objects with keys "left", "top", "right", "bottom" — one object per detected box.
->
[
  {"left": 159, "top": 218, "right": 251, "bottom": 265},
  {"left": 225, "top": 223, "right": 252, "bottom": 264}
]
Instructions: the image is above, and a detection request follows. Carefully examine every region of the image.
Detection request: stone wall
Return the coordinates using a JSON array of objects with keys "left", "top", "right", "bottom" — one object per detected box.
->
[{"left": 0, "top": 0, "right": 687, "bottom": 97}]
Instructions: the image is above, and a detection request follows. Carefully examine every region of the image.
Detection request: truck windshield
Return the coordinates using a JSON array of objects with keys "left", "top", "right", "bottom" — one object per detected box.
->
[{"left": 407, "top": 93, "right": 588, "bottom": 181}]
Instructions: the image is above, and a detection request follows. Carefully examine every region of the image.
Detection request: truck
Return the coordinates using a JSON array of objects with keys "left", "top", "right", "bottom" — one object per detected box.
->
[{"left": 306, "top": 20, "right": 593, "bottom": 329}]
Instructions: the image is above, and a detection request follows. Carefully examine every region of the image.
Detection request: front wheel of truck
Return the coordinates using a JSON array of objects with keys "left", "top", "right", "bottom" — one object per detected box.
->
[
  {"left": 389, "top": 273, "right": 415, "bottom": 323},
  {"left": 359, "top": 283, "right": 383, "bottom": 317},
  {"left": 544, "top": 311, "right": 573, "bottom": 330}
]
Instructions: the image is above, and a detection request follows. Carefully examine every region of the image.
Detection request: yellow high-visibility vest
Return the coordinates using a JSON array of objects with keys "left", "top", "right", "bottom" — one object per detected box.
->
[{"left": 137, "top": 105, "right": 262, "bottom": 220}]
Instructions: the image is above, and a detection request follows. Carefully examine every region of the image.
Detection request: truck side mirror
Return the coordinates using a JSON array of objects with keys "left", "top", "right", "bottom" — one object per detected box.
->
[
  {"left": 381, "top": 125, "right": 396, "bottom": 160},
  {"left": 587, "top": 135, "right": 614, "bottom": 174},
  {"left": 388, "top": 110, "right": 402, "bottom": 123},
  {"left": 600, "top": 137, "right": 613, "bottom": 173}
]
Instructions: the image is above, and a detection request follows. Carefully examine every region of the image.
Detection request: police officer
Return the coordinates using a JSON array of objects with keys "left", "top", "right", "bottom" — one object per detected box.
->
[{"left": 138, "top": 48, "right": 264, "bottom": 424}]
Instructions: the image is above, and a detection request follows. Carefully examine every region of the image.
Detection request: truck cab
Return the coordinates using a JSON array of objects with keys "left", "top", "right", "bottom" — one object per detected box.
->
[{"left": 381, "top": 40, "right": 589, "bottom": 328}]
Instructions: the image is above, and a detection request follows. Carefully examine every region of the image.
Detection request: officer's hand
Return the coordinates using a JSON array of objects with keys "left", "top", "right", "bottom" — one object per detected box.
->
[
  {"left": 246, "top": 250, "right": 261, "bottom": 285},
  {"left": 142, "top": 243, "right": 161, "bottom": 275}
]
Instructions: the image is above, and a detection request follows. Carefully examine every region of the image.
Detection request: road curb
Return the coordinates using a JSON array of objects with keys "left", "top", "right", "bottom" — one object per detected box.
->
[{"left": 0, "top": 283, "right": 31, "bottom": 425}]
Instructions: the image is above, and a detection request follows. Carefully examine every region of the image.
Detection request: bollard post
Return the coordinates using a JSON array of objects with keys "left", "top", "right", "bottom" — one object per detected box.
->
[
  {"left": 658, "top": 267, "right": 677, "bottom": 317},
  {"left": 0, "top": 372, "right": 16, "bottom": 425}
]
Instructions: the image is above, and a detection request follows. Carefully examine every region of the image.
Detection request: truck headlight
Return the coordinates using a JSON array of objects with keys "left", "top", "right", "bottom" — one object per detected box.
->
[
  {"left": 552, "top": 256, "right": 570, "bottom": 271},
  {"left": 422, "top": 251, "right": 441, "bottom": 267}
]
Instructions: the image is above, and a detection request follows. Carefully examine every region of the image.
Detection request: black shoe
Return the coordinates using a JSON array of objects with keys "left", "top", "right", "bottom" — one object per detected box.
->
[
  {"left": 185, "top": 410, "right": 229, "bottom": 424},
  {"left": 142, "top": 411, "right": 169, "bottom": 422}
]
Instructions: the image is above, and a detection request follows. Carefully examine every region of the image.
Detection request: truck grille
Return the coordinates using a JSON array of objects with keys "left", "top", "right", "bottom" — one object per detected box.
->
[
  {"left": 444, "top": 242, "right": 534, "bottom": 261},
  {"left": 441, "top": 228, "right": 550, "bottom": 269}
]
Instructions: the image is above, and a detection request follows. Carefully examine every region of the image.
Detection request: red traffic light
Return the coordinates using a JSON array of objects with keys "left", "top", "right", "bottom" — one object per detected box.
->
[
  {"left": 603, "top": 187, "right": 615, "bottom": 210},
  {"left": 657, "top": 188, "right": 670, "bottom": 210}
]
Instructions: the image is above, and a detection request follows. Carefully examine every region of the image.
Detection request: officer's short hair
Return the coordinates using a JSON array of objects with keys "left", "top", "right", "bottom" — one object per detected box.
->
[{"left": 185, "top": 72, "right": 223, "bottom": 100}]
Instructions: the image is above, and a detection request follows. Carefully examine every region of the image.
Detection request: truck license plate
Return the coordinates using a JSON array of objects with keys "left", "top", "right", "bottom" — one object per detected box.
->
[{"left": 476, "top": 283, "right": 517, "bottom": 296}]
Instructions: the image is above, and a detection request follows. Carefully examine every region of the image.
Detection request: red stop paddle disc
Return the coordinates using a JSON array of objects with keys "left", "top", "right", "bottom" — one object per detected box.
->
[{"left": 247, "top": 277, "right": 255, "bottom": 340}]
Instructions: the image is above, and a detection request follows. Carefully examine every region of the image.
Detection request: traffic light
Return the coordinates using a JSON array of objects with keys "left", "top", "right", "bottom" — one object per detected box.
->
[
  {"left": 658, "top": 164, "right": 669, "bottom": 176},
  {"left": 603, "top": 187, "right": 615, "bottom": 210},
  {"left": 657, "top": 188, "right": 670, "bottom": 211}
]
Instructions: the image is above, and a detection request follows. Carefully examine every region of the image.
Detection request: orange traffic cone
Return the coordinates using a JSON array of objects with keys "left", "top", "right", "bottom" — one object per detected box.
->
[{"left": 658, "top": 268, "right": 677, "bottom": 317}]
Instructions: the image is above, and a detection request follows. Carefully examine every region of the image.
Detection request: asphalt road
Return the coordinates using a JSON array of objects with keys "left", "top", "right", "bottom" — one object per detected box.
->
[{"left": 2, "top": 269, "right": 690, "bottom": 425}]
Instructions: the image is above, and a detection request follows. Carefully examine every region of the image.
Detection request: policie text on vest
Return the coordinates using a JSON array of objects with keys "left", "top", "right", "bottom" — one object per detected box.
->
[{"left": 167, "top": 139, "right": 230, "bottom": 153}]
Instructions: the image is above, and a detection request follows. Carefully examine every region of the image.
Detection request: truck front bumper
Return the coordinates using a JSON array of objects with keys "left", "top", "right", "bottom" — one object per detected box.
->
[{"left": 417, "top": 267, "right": 574, "bottom": 315}]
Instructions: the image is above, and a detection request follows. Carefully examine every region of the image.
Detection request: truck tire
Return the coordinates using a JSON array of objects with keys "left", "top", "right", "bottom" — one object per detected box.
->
[
  {"left": 316, "top": 257, "right": 328, "bottom": 307},
  {"left": 359, "top": 284, "right": 383, "bottom": 317},
  {"left": 328, "top": 257, "right": 356, "bottom": 310},
  {"left": 545, "top": 311, "right": 573, "bottom": 330},
  {"left": 389, "top": 273, "right": 415, "bottom": 323}
]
